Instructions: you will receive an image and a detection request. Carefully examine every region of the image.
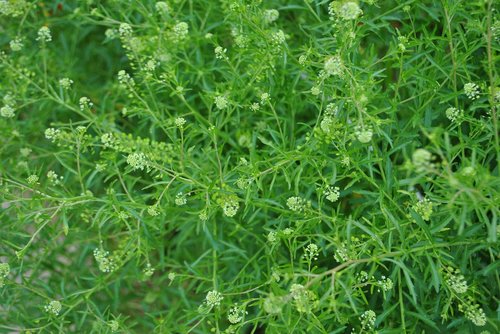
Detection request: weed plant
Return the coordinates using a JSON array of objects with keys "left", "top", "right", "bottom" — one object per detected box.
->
[{"left": 0, "top": 0, "right": 499, "bottom": 333}]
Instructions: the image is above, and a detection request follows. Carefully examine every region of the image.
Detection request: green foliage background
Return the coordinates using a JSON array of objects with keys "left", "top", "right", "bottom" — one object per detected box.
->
[{"left": 0, "top": 0, "right": 499, "bottom": 333}]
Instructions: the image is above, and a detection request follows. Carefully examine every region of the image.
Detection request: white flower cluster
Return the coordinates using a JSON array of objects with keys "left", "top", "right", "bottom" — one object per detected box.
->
[
  {"left": 445, "top": 107, "right": 462, "bottom": 122},
  {"left": 119, "top": 23, "right": 133, "bottom": 38},
  {"left": 126, "top": 152, "right": 148, "bottom": 171},
  {"left": 219, "top": 194, "right": 239, "bottom": 217},
  {"left": 44, "top": 300, "right": 62, "bottom": 316},
  {"left": 360, "top": 310, "right": 376, "bottom": 330},
  {"left": 143, "top": 263, "right": 155, "bottom": 277},
  {"left": 227, "top": 305, "right": 247, "bottom": 324},
  {"left": 355, "top": 125, "right": 373, "bottom": 143},
  {"left": 47, "top": 170, "right": 63, "bottom": 185},
  {"left": 444, "top": 267, "right": 468, "bottom": 294},
  {"left": 214, "top": 95, "right": 229, "bottom": 110},
  {"left": 59, "top": 78, "right": 74, "bottom": 90},
  {"left": 334, "top": 242, "right": 349, "bottom": 262},
  {"left": 205, "top": 290, "right": 223, "bottom": 307},
  {"left": 412, "top": 197, "right": 434, "bottom": 221},
  {"left": 175, "top": 117, "right": 186, "bottom": 128},
  {"left": 286, "top": 196, "right": 307, "bottom": 212},
  {"left": 45, "top": 128, "right": 61, "bottom": 142},
  {"left": 173, "top": 22, "right": 189, "bottom": 41},
  {"left": 324, "top": 186, "right": 340, "bottom": 202},
  {"left": 412, "top": 148, "right": 433, "bottom": 173},
  {"left": 175, "top": 192, "right": 187, "bottom": 206},
  {"left": 263, "top": 9, "right": 279, "bottom": 24},
  {"left": 289, "top": 284, "right": 317, "bottom": 313},
  {"left": 303, "top": 243, "right": 320, "bottom": 261},
  {"left": 37, "top": 26, "right": 52, "bottom": 43},
  {"left": 459, "top": 299, "right": 486, "bottom": 326},
  {"left": 377, "top": 276, "right": 394, "bottom": 292},
  {"left": 118, "top": 70, "right": 135, "bottom": 87},
  {"left": 9, "top": 37, "right": 23, "bottom": 51},
  {"left": 214, "top": 46, "right": 227, "bottom": 60},
  {"left": 324, "top": 55, "right": 343, "bottom": 77},
  {"left": 93, "top": 248, "right": 117, "bottom": 273},
  {"left": 155, "top": 1, "right": 170, "bottom": 15},
  {"left": 27, "top": 174, "right": 39, "bottom": 185},
  {"left": 464, "top": 83, "right": 480, "bottom": 100},
  {"left": 329, "top": 1, "right": 363, "bottom": 21},
  {"left": 79, "top": 96, "right": 93, "bottom": 111}
]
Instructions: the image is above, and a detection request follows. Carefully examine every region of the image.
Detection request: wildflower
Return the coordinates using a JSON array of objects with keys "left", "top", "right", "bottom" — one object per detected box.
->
[
  {"left": 155, "top": 1, "right": 170, "bottom": 15},
  {"left": 290, "top": 284, "right": 318, "bottom": 313},
  {"left": 360, "top": 310, "right": 376, "bottom": 330},
  {"left": 27, "top": 175, "right": 39, "bottom": 185},
  {"left": 147, "top": 205, "right": 160, "bottom": 216},
  {"left": 0, "top": 262, "right": 9, "bottom": 288},
  {"left": 143, "top": 263, "right": 155, "bottom": 277},
  {"left": 263, "top": 294, "right": 284, "bottom": 314},
  {"left": 338, "top": 2, "right": 363, "bottom": 20},
  {"left": 298, "top": 54, "right": 307, "bottom": 65},
  {"left": 93, "top": 248, "right": 117, "bottom": 273},
  {"left": 218, "top": 194, "right": 240, "bottom": 217},
  {"left": 267, "top": 231, "right": 278, "bottom": 244},
  {"left": 412, "top": 148, "right": 433, "bottom": 173},
  {"left": 0, "top": 105, "right": 15, "bottom": 118},
  {"left": 464, "top": 83, "right": 480, "bottom": 100},
  {"left": 445, "top": 107, "right": 462, "bottom": 122},
  {"left": 199, "top": 211, "right": 208, "bottom": 222},
  {"left": 205, "top": 290, "right": 223, "bottom": 307},
  {"left": 45, "top": 128, "right": 61, "bottom": 142},
  {"left": 79, "top": 97, "right": 93, "bottom": 110},
  {"left": 334, "top": 242, "right": 349, "bottom": 262},
  {"left": 227, "top": 305, "right": 247, "bottom": 324},
  {"left": 36, "top": 26, "right": 52, "bottom": 43},
  {"left": 44, "top": 300, "right": 62, "bottom": 316},
  {"left": 412, "top": 198, "right": 434, "bottom": 221},
  {"left": 377, "top": 276, "right": 394, "bottom": 292},
  {"left": 47, "top": 170, "right": 62, "bottom": 185},
  {"left": 303, "top": 243, "right": 320, "bottom": 261},
  {"left": 59, "top": 78, "right": 73, "bottom": 90},
  {"left": 101, "top": 133, "right": 116, "bottom": 148},
  {"left": 118, "top": 23, "right": 133, "bottom": 38},
  {"left": 214, "top": 95, "right": 229, "bottom": 110},
  {"left": 236, "top": 177, "right": 251, "bottom": 190},
  {"left": 311, "top": 86, "right": 321, "bottom": 96},
  {"left": 168, "top": 272, "right": 176, "bottom": 282},
  {"left": 286, "top": 196, "right": 307, "bottom": 212},
  {"left": 459, "top": 299, "right": 486, "bottom": 326},
  {"left": 324, "top": 186, "right": 340, "bottom": 202},
  {"left": 9, "top": 38, "right": 23, "bottom": 51},
  {"left": 260, "top": 93, "right": 270, "bottom": 104},
  {"left": 263, "top": 9, "right": 279, "bottom": 24},
  {"left": 145, "top": 59, "right": 157, "bottom": 72},
  {"left": 108, "top": 320, "right": 119, "bottom": 332},
  {"left": 173, "top": 22, "right": 189, "bottom": 40},
  {"left": 118, "top": 70, "right": 134, "bottom": 87},
  {"left": 175, "top": 117, "right": 186, "bottom": 128},
  {"left": 126, "top": 152, "right": 148, "bottom": 171},
  {"left": 461, "top": 166, "right": 476, "bottom": 177},
  {"left": 444, "top": 267, "right": 468, "bottom": 294},
  {"left": 175, "top": 192, "right": 187, "bottom": 206},
  {"left": 271, "top": 30, "right": 286, "bottom": 45},
  {"left": 282, "top": 227, "right": 294, "bottom": 237},
  {"left": 355, "top": 125, "right": 373, "bottom": 143},
  {"left": 214, "top": 46, "right": 227, "bottom": 60},
  {"left": 324, "top": 55, "right": 343, "bottom": 77}
]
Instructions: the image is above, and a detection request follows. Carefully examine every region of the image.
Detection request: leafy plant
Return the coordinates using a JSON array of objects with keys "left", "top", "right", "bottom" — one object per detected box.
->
[{"left": 1, "top": 0, "right": 498, "bottom": 333}]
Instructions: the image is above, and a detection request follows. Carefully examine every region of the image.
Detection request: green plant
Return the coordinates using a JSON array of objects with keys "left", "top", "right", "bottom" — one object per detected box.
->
[{"left": 0, "top": 0, "right": 498, "bottom": 333}]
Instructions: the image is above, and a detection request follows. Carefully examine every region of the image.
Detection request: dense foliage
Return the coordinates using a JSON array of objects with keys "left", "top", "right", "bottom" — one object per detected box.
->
[{"left": 1, "top": 0, "right": 499, "bottom": 333}]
